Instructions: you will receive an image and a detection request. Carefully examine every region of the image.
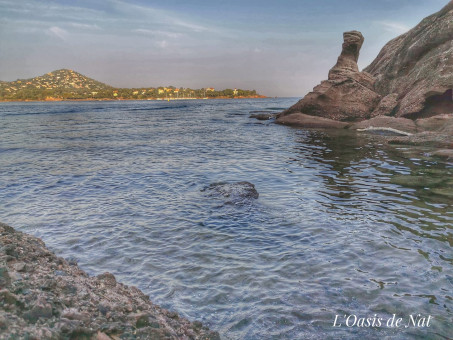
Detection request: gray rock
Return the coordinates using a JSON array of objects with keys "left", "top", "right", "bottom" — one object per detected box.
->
[
  {"left": 249, "top": 113, "right": 276, "bottom": 120},
  {"left": 203, "top": 181, "right": 259, "bottom": 201}
]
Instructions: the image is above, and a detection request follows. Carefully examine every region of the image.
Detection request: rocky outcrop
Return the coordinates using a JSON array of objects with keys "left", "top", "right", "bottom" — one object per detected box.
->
[
  {"left": 364, "top": 1, "right": 453, "bottom": 118},
  {"left": 0, "top": 223, "right": 220, "bottom": 340},
  {"left": 279, "top": 1, "right": 452, "bottom": 131},
  {"left": 278, "top": 31, "right": 381, "bottom": 122}
]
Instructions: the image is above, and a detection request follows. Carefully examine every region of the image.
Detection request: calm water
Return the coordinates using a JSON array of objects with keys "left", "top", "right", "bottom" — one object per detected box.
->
[{"left": 0, "top": 99, "right": 452, "bottom": 339}]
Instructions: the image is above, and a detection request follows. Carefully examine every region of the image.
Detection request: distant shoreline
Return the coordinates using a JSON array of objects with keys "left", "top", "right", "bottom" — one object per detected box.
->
[{"left": 0, "top": 95, "right": 267, "bottom": 103}]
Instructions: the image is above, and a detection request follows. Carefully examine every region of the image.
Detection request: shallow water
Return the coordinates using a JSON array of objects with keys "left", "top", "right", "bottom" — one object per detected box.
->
[{"left": 0, "top": 99, "right": 452, "bottom": 339}]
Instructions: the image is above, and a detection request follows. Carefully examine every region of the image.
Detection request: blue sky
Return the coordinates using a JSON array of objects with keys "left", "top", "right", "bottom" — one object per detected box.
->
[{"left": 0, "top": 0, "right": 447, "bottom": 96}]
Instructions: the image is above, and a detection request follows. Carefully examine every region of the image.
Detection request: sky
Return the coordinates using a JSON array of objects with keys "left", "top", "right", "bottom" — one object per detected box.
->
[{"left": 0, "top": 0, "right": 448, "bottom": 96}]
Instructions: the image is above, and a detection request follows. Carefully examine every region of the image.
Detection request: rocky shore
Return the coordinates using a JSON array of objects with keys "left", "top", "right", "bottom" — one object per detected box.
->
[
  {"left": 275, "top": 1, "right": 453, "bottom": 152},
  {"left": 0, "top": 223, "right": 220, "bottom": 340}
]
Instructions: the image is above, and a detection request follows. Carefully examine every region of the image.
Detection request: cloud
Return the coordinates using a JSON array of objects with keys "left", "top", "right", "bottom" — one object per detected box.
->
[
  {"left": 47, "top": 26, "right": 68, "bottom": 40},
  {"left": 376, "top": 21, "right": 410, "bottom": 35},
  {"left": 69, "top": 23, "right": 102, "bottom": 31},
  {"left": 110, "top": 0, "right": 211, "bottom": 34},
  {"left": 133, "top": 29, "right": 183, "bottom": 39}
]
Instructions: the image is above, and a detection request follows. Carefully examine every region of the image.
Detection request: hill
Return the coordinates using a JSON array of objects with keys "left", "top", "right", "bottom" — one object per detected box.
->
[
  {"left": 0, "top": 69, "right": 112, "bottom": 100},
  {"left": 0, "top": 69, "right": 262, "bottom": 101}
]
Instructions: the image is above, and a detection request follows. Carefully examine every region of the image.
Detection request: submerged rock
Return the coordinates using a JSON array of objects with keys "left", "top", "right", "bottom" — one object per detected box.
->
[
  {"left": 249, "top": 112, "right": 276, "bottom": 120},
  {"left": 415, "top": 114, "right": 453, "bottom": 131},
  {"left": 203, "top": 181, "right": 259, "bottom": 202},
  {"left": 432, "top": 149, "right": 453, "bottom": 160},
  {"left": 0, "top": 222, "right": 220, "bottom": 340},
  {"left": 350, "top": 116, "right": 417, "bottom": 134}
]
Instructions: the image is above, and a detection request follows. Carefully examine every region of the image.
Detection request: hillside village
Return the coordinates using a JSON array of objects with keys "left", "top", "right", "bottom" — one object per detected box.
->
[{"left": 0, "top": 69, "right": 262, "bottom": 101}]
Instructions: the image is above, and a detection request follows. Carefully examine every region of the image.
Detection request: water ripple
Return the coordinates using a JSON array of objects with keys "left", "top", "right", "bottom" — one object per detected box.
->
[{"left": 0, "top": 99, "right": 452, "bottom": 339}]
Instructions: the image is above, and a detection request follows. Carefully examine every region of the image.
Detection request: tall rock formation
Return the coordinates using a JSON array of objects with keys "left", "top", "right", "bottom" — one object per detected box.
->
[
  {"left": 279, "top": 1, "right": 453, "bottom": 124},
  {"left": 279, "top": 31, "right": 381, "bottom": 122},
  {"left": 364, "top": 1, "right": 453, "bottom": 118}
]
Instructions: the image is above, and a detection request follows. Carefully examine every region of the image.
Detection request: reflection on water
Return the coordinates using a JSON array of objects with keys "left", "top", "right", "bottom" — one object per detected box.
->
[{"left": 0, "top": 99, "right": 451, "bottom": 339}]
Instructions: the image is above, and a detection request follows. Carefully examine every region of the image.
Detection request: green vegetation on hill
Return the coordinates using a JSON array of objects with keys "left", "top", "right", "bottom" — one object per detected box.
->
[{"left": 0, "top": 69, "right": 261, "bottom": 101}]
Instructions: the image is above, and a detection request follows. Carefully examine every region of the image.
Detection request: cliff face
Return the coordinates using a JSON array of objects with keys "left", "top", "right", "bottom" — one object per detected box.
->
[
  {"left": 364, "top": 1, "right": 453, "bottom": 118},
  {"left": 279, "top": 1, "right": 453, "bottom": 123}
]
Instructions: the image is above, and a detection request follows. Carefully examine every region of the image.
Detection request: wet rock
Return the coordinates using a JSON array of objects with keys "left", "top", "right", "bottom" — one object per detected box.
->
[
  {"left": 415, "top": 114, "right": 453, "bottom": 131},
  {"left": 389, "top": 131, "right": 453, "bottom": 149},
  {"left": 203, "top": 181, "right": 259, "bottom": 201},
  {"left": 431, "top": 188, "right": 453, "bottom": 198},
  {"left": 432, "top": 149, "right": 453, "bottom": 159},
  {"left": 249, "top": 112, "right": 276, "bottom": 120},
  {"left": 349, "top": 116, "right": 417, "bottom": 134},
  {"left": 390, "top": 175, "right": 446, "bottom": 188},
  {"left": 276, "top": 112, "right": 349, "bottom": 129}
]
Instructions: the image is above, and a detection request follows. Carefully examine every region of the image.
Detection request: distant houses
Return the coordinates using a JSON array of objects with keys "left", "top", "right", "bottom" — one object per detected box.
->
[{"left": 0, "top": 69, "right": 262, "bottom": 101}]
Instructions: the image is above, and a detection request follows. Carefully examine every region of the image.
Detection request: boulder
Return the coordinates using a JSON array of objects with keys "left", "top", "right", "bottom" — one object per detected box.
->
[
  {"left": 276, "top": 112, "right": 349, "bottom": 129},
  {"left": 364, "top": 1, "right": 453, "bottom": 118},
  {"left": 278, "top": 31, "right": 381, "bottom": 122}
]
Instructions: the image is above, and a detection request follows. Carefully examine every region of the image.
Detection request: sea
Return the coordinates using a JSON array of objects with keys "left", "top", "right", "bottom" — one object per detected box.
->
[{"left": 0, "top": 99, "right": 452, "bottom": 339}]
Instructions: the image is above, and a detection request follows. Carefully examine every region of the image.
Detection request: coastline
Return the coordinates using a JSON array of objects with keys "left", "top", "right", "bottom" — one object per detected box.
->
[
  {"left": 0, "top": 96, "right": 267, "bottom": 103},
  {"left": 0, "top": 223, "right": 220, "bottom": 340}
]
